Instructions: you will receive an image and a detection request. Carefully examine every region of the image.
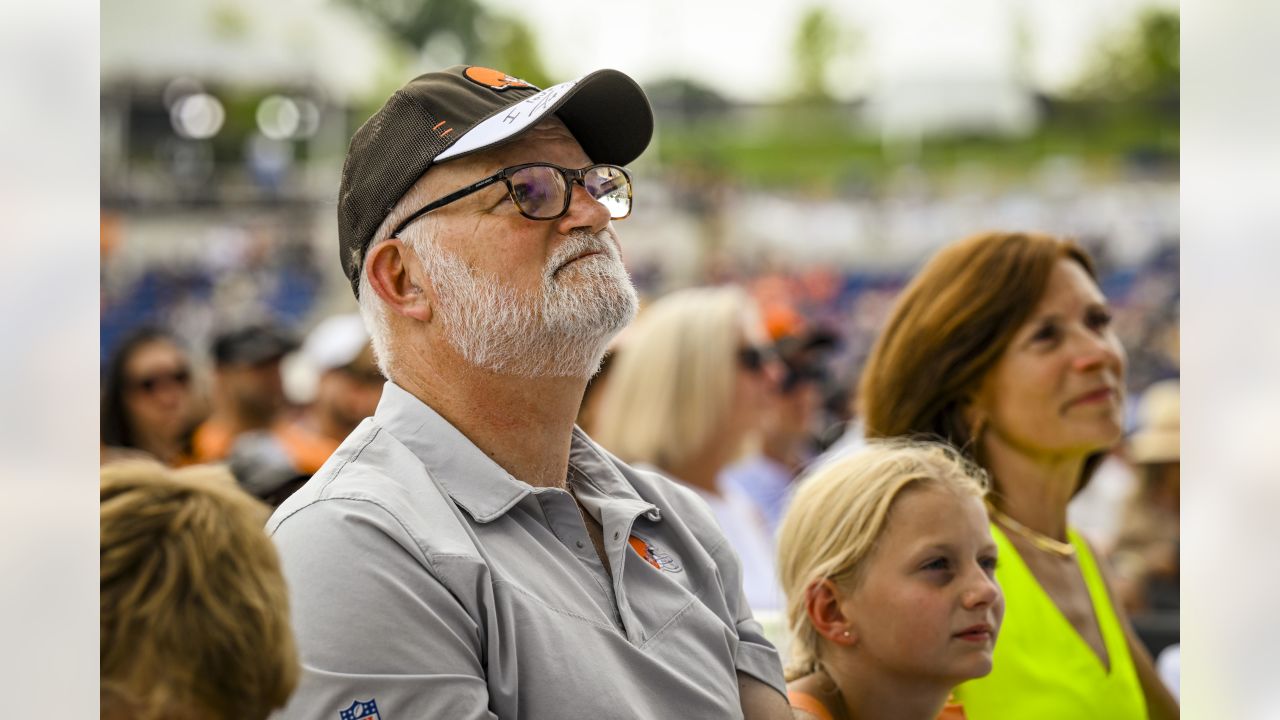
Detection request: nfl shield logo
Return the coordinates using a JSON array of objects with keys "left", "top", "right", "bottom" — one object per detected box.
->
[{"left": 338, "top": 699, "right": 381, "bottom": 720}]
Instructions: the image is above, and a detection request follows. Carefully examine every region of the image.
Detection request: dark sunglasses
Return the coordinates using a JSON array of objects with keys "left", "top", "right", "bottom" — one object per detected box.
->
[
  {"left": 737, "top": 344, "right": 779, "bottom": 373},
  {"left": 392, "top": 162, "right": 633, "bottom": 237},
  {"left": 780, "top": 365, "right": 828, "bottom": 392},
  {"left": 127, "top": 368, "right": 191, "bottom": 394}
]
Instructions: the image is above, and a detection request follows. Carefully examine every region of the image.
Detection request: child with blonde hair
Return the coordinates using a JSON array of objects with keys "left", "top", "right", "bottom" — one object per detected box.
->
[{"left": 778, "top": 440, "right": 1003, "bottom": 720}]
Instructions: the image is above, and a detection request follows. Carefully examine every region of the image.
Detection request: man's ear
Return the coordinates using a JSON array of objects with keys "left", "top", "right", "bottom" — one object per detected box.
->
[
  {"left": 805, "top": 578, "right": 858, "bottom": 647},
  {"left": 365, "top": 239, "right": 432, "bottom": 323}
]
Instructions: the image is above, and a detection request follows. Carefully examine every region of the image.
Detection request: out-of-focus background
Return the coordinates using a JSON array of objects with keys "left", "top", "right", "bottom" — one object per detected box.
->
[
  {"left": 97, "top": 0, "right": 1180, "bottom": 685},
  {"left": 101, "top": 0, "right": 1179, "bottom": 383},
  {"left": 24, "top": 0, "right": 1280, "bottom": 716},
  {"left": 97, "top": 0, "right": 1183, "bottom": 691},
  {"left": 99, "top": 0, "right": 1180, "bottom": 434}
]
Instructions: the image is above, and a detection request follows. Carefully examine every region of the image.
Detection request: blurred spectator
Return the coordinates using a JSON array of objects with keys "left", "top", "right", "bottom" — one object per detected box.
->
[
  {"left": 100, "top": 460, "right": 298, "bottom": 719},
  {"left": 594, "top": 285, "right": 785, "bottom": 612},
  {"left": 284, "top": 314, "right": 383, "bottom": 464},
  {"left": 100, "top": 327, "right": 201, "bottom": 466},
  {"left": 226, "top": 314, "right": 384, "bottom": 506},
  {"left": 1111, "top": 380, "right": 1180, "bottom": 613},
  {"left": 1156, "top": 644, "right": 1180, "bottom": 699},
  {"left": 722, "top": 327, "right": 836, "bottom": 535},
  {"left": 192, "top": 323, "right": 295, "bottom": 462},
  {"left": 1067, "top": 452, "right": 1140, "bottom": 552}
]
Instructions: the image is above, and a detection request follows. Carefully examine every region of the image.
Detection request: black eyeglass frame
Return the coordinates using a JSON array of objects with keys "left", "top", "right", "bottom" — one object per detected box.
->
[{"left": 390, "top": 162, "right": 634, "bottom": 238}]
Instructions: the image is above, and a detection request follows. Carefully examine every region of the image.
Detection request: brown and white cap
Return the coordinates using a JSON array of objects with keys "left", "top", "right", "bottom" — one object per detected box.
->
[{"left": 337, "top": 65, "right": 654, "bottom": 297}]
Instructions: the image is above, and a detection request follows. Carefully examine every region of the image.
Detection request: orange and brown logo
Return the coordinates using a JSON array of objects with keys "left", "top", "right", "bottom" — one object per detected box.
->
[
  {"left": 463, "top": 67, "right": 535, "bottom": 91},
  {"left": 628, "top": 535, "right": 683, "bottom": 573}
]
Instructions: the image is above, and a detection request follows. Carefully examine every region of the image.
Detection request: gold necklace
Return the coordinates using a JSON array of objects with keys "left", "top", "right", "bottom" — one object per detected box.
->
[{"left": 986, "top": 503, "right": 1075, "bottom": 558}]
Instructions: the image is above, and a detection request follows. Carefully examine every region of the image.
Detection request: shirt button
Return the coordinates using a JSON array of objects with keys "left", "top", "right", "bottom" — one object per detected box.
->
[{"left": 576, "top": 540, "right": 585, "bottom": 549}]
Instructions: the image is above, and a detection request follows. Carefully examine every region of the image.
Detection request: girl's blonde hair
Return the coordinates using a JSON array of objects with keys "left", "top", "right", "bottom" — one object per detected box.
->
[
  {"left": 593, "top": 285, "right": 758, "bottom": 471},
  {"left": 776, "top": 439, "right": 989, "bottom": 681}
]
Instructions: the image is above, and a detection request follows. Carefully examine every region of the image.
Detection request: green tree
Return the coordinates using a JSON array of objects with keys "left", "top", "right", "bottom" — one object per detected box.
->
[
  {"left": 480, "top": 15, "right": 552, "bottom": 90},
  {"left": 340, "top": 1, "right": 551, "bottom": 89},
  {"left": 791, "top": 5, "right": 840, "bottom": 103},
  {"left": 1072, "top": 8, "right": 1178, "bottom": 104},
  {"left": 340, "top": 0, "right": 489, "bottom": 59}
]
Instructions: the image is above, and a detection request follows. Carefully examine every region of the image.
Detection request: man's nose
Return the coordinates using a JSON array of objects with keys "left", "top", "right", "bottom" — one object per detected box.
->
[{"left": 555, "top": 181, "right": 611, "bottom": 236}]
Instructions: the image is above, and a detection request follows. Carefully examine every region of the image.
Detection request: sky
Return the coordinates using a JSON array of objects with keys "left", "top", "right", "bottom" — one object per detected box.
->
[{"left": 481, "top": 0, "right": 1178, "bottom": 101}]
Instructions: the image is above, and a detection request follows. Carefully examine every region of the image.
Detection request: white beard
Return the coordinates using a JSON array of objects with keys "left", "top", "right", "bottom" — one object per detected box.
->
[{"left": 419, "top": 228, "right": 639, "bottom": 378}]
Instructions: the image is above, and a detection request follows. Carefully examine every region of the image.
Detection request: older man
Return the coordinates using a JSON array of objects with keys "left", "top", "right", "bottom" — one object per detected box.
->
[{"left": 267, "top": 66, "right": 791, "bottom": 719}]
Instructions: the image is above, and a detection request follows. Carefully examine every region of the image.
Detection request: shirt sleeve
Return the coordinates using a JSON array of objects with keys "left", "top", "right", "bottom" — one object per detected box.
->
[
  {"left": 709, "top": 535, "right": 789, "bottom": 699},
  {"left": 269, "top": 497, "right": 497, "bottom": 720}
]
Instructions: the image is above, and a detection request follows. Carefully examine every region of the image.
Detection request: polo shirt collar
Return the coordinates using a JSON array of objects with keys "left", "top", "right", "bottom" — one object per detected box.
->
[
  {"left": 374, "top": 382, "right": 529, "bottom": 523},
  {"left": 568, "top": 426, "right": 663, "bottom": 523},
  {"left": 373, "top": 382, "right": 660, "bottom": 524}
]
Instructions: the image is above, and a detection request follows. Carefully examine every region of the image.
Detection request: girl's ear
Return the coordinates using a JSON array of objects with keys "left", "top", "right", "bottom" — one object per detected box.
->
[{"left": 805, "top": 578, "right": 858, "bottom": 646}]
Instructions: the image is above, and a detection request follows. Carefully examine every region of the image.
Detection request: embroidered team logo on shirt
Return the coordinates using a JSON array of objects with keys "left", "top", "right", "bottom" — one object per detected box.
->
[
  {"left": 339, "top": 698, "right": 381, "bottom": 720},
  {"left": 629, "top": 535, "right": 683, "bottom": 573}
]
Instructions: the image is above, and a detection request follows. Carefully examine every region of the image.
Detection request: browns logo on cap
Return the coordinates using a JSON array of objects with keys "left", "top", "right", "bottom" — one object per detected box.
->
[{"left": 463, "top": 66, "right": 535, "bottom": 91}]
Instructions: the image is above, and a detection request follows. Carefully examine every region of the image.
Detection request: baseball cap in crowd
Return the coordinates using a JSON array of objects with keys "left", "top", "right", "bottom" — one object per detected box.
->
[
  {"left": 1128, "top": 379, "right": 1179, "bottom": 465},
  {"left": 337, "top": 65, "right": 655, "bottom": 296},
  {"left": 212, "top": 324, "right": 297, "bottom": 367},
  {"left": 301, "top": 314, "right": 370, "bottom": 373}
]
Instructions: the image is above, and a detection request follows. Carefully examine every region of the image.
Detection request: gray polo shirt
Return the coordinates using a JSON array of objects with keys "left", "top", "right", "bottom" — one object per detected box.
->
[{"left": 267, "top": 382, "right": 786, "bottom": 719}]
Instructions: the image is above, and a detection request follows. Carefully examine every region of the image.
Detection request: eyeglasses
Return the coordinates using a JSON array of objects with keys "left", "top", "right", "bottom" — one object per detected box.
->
[
  {"left": 737, "top": 344, "right": 780, "bottom": 373},
  {"left": 127, "top": 368, "right": 191, "bottom": 395},
  {"left": 392, "top": 162, "right": 633, "bottom": 237},
  {"left": 780, "top": 364, "right": 828, "bottom": 392}
]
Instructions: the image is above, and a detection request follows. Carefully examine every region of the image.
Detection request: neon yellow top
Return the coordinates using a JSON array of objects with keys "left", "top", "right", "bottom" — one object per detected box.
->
[{"left": 952, "top": 525, "right": 1147, "bottom": 719}]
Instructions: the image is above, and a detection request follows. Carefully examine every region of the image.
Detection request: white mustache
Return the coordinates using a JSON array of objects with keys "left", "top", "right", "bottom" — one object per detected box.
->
[{"left": 546, "top": 229, "right": 619, "bottom": 276}]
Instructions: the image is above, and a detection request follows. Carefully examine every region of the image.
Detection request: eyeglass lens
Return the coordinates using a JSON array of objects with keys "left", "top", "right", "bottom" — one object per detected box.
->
[{"left": 509, "top": 165, "right": 631, "bottom": 220}]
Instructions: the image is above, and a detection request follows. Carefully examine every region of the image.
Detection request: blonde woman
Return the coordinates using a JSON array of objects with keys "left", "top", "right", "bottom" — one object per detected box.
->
[
  {"left": 594, "top": 285, "right": 784, "bottom": 612},
  {"left": 101, "top": 461, "right": 299, "bottom": 720},
  {"left": 778, "top": 441, "right": 1004, "bottom": 720}
]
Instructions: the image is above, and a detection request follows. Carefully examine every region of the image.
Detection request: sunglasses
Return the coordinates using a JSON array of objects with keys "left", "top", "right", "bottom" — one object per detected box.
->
[
  {"left": 127, "top": 368, "right": 191, "bottom": 395},
  {"left": 392, "top": 162, "right": 633, "bottom": 237},
  {"left": 780, "top": 365, "right": 828, "bottom": 392},
  {"left": 737, "top": 344, "right": 779, "bottom": 373}
]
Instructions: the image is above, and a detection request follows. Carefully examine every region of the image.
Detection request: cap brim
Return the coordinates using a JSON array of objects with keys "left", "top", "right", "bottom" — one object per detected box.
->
[{"left": 435, "top": 69, "right": 653, "bottom": 167}]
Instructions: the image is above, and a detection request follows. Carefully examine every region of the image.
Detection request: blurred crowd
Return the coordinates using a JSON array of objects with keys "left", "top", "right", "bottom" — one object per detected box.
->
[
  {"left": 101, "top": 229, "right": 1180, "bottom": 719},
  {"left": 100, "top": 314, "right": 384, "bottom": 507},
  {"left": 100, "top": 241, "right": 1179, "bottom": 618}
]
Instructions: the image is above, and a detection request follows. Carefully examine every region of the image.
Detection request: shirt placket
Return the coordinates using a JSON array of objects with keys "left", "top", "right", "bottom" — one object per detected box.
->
[
  {"left": 600, "top": 500, "right": 663, "bottom": 646},
  {"left": 534, "top": 487, "right": 623, "bottom": 629}
]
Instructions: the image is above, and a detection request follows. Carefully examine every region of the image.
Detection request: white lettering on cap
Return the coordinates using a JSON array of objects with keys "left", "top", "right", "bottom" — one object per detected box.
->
[{"left": 435, "top": 78, "right": 580, "bottom": 162}]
